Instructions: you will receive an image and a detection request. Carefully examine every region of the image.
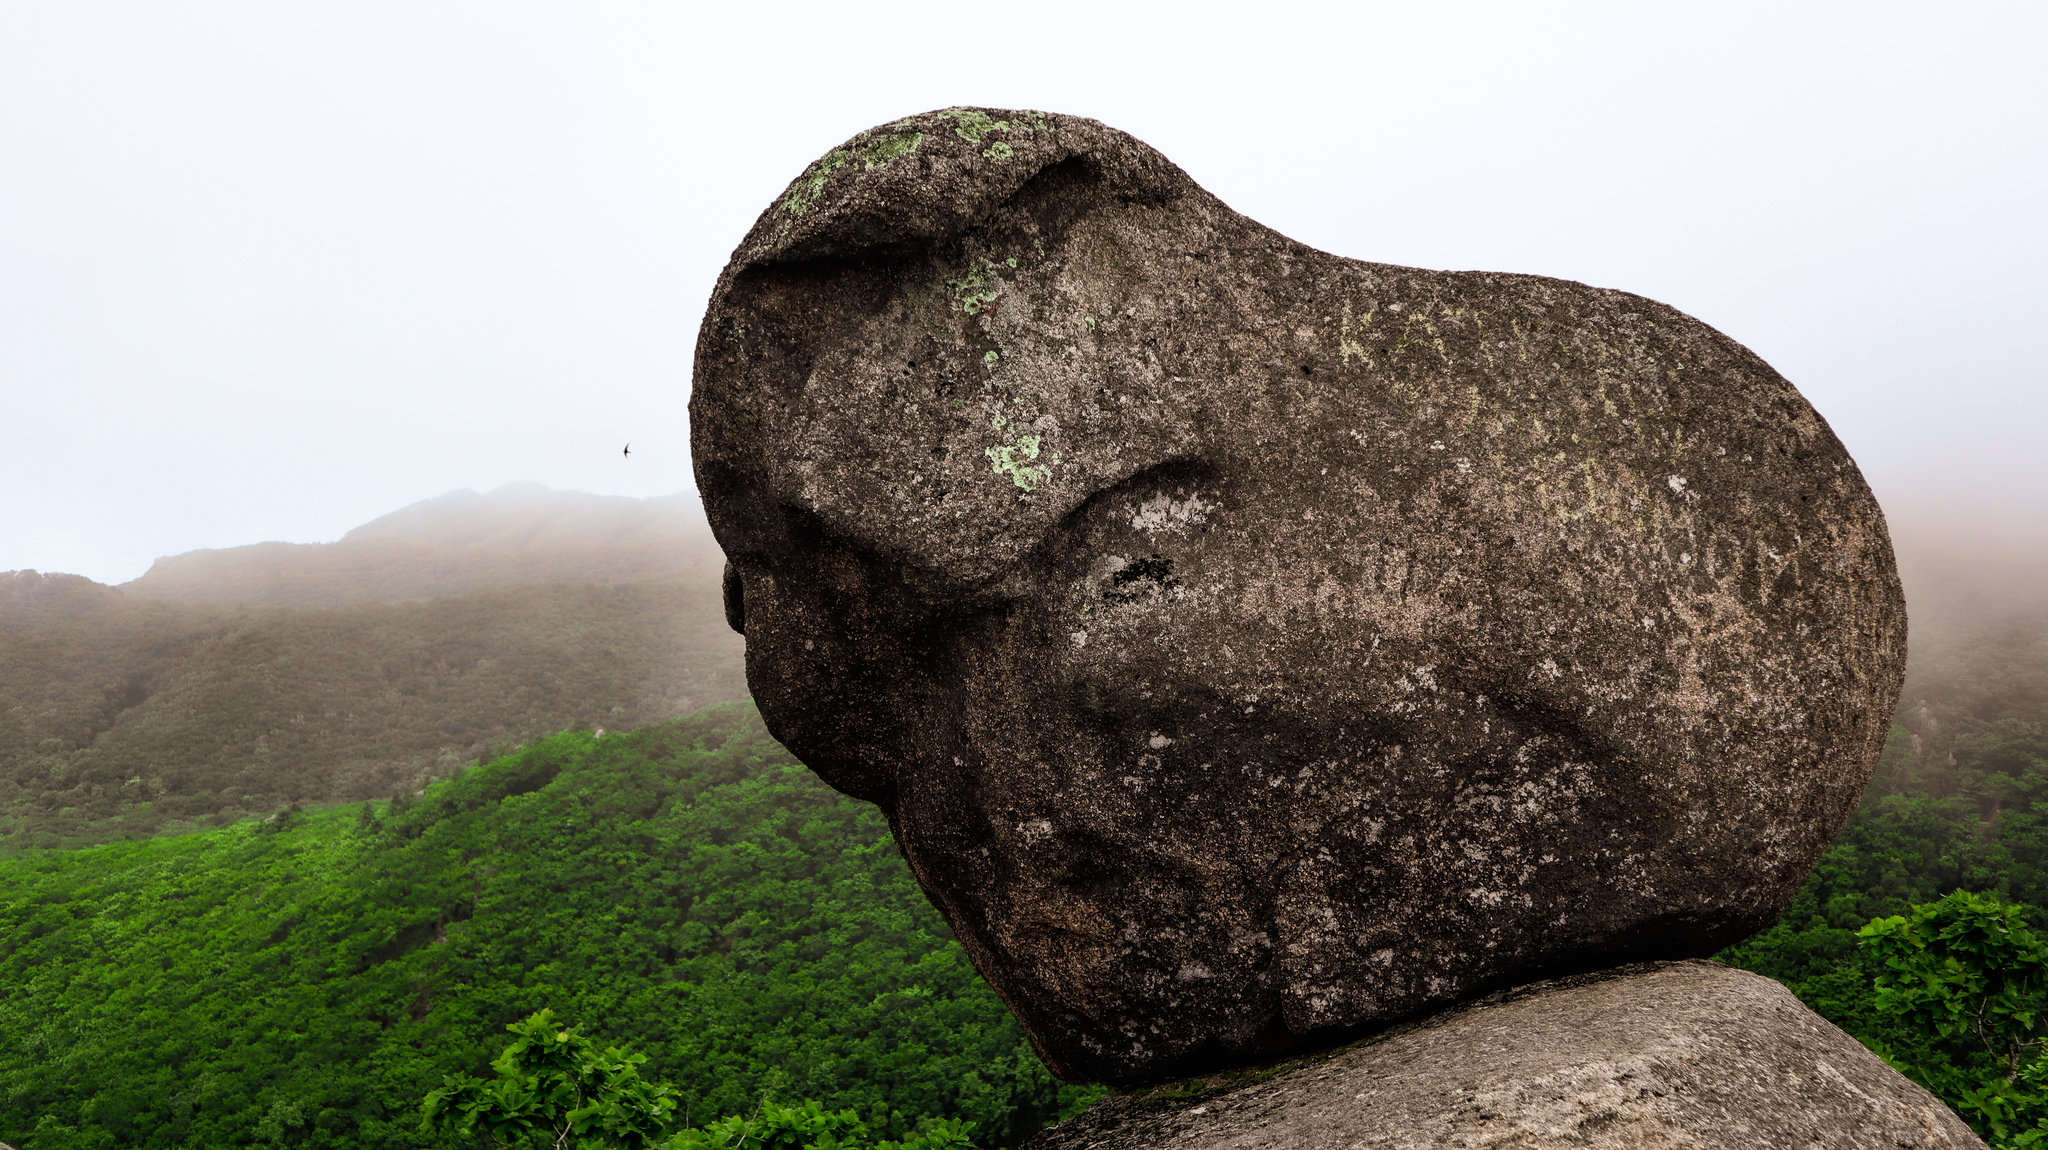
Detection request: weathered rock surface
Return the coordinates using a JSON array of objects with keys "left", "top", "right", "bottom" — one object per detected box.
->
[
  {"left": 1024, "top": 961, "right": 1983, "bottom": 1149},
  {"left": 691, "top": 108, "right": 1908, "bottom": 1082}
]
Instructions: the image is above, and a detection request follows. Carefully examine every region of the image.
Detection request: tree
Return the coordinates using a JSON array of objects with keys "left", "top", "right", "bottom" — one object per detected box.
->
[
  {"left": 421, "top": 1010, "right": 679, "bottom": 1150},
  {"left": 419, "top": 1013, "right": 979, "bottom": 1150},
  {"left": 1860, "top": 891, "right": 2048, "bottom": 1145}
]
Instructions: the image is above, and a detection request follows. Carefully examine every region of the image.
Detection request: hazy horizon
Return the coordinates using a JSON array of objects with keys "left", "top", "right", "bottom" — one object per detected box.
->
[
  {"left": 0, "top": 478, "right": 2035, "bottom": 672},
  {"left": 4, "top": 3, "right": 2042, "bottom": 589}
]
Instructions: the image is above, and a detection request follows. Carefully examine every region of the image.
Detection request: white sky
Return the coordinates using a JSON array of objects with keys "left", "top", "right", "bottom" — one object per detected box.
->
[{"left": 3, "top": 1, "right": 2042, "bottom": 585}]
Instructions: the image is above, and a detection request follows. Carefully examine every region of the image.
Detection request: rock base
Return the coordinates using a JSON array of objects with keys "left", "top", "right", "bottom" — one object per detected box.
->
[{"left": 1026, "top": 961, "right": 1982, "bottom": 1149}]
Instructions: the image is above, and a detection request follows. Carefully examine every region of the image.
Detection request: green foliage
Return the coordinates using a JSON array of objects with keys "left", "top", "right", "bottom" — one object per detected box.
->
[
  {"left": 1855, "top": 892, "right": 2048, "bottom": 1145},
  {"left": 0, "top": 703, "right": 1100, "bottom": 1148},
  {"left": 422, "top": 1010, "right": 677, "bottom": 1149},
  {"left": 1862, "top": 892, "right": 2048, "bottom": 1077},
  {"left": 417, "top": 1015, "right": 982, "bottom": 1150},
  {"left": 666, "top": 1100, "right": 971, "bottom": 1150}
]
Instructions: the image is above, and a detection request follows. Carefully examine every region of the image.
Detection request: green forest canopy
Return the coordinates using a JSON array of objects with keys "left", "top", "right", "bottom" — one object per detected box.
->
[{"left": 0, "top": 702, "right": 1101, "bottom": 1149}]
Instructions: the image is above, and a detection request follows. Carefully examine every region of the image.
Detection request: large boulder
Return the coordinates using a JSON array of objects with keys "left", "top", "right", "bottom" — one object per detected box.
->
[
  {"left": 690, "top": 108, "right": 1907, "bottom": 1083},
  {"left": 1023, "top": 961, "right": 1985, "bottom": 1149}
]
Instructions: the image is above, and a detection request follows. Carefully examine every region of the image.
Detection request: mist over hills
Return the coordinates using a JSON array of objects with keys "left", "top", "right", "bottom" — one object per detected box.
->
[
  {"left": 342, "top": 483, "right": 708, "bottom": 549},
  {"left": 1, "top": 485, "right": 743, "bottom": 849},
  {"left": 1886, "top": 505, "right": 2048, "bottom": 650},
  {"left": 120, "top": 483, "right": 722, "bottom": 609},
  {"left": 5, "top": 482, "right": 2043, "bottom": 855}
]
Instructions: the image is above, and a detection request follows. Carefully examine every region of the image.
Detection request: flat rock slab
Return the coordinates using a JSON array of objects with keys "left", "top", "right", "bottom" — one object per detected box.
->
[
  {"left": 1026, "top": 961, "right": 1982, "bottom": 1150},
  {"left": 692, "top": 107, "right": 1908, "bottom": 1082}
]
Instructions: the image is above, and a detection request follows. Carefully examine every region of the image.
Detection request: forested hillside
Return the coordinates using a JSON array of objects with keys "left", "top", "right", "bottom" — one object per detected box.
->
[
  {"left": 0, "top": 571, "right": 743, "bottom": 849},
  {"left": 0, "top": 703, "right": 1100, "bottom": 1149},
  {"left": 1, "top": 486, "right": 745, "bottom": 850}
]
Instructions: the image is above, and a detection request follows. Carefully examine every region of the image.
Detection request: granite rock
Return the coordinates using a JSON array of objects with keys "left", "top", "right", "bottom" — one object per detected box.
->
[
  {"left": 690, "top": 108, "right": 1908, "bottom": 1082},
  {"left": 1023, "top": 961, "right": 1984, "bottom": 1150}
]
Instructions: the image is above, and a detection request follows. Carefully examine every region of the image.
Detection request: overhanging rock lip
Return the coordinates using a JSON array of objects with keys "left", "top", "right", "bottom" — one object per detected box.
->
[{"left": 724, "top": 106, "right": 1200, "bottom": 273}]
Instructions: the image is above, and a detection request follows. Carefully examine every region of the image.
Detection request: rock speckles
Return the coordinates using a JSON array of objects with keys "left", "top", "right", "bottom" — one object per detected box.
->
[
  {"left": 1024, "top": 962, "right": 1984, "bottom": 1149},
  {"left": 691, "top": 108, "right": 1908, "bottom": 1084}
]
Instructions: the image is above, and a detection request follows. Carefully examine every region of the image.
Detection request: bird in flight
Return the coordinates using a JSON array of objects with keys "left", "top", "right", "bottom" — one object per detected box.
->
[{"left": 622, "top": 443, "right": 632, "bottom": 458}]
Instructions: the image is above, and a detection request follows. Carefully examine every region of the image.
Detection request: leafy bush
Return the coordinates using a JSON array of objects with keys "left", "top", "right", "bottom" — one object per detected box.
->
[
  {"left": 668, "top": 1101, "right": 972, "bottom": 1150},
  {"left": 1859, "top": 892, "right": 2048, "bottom": 1145},
  {"left": 422, "top": 1010, "right": 678, "bottom": 1149}
]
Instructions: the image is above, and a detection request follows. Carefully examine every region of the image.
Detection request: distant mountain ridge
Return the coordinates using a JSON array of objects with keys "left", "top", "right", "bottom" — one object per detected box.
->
[
  {"left": 0, "top": 484, "right": 744, "bottom": 849},
  {"left": 341, "top": 483, "right": 708, "bottom": 549},
  {"left": 120, "top": 484, "right": 721, "bottom": 610}
]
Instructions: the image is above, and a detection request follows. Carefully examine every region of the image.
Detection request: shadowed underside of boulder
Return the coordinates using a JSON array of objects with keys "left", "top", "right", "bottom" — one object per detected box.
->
[
  {"left": 1024, "top": 962, "right": 1984, "bottom": 1150},
  {"left": 690, "top": 107, "right": 1908, "bottom": 1083}
]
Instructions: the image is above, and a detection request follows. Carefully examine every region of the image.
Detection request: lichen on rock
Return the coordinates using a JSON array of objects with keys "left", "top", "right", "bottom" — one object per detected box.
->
[{"left": 691, "top": 107, "right": 1909, "bottom": 1085}]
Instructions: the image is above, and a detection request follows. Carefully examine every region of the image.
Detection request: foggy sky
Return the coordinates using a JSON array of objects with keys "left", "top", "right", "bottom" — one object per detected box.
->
[{"left": 3, "top": 2, "right": 2043, "bottom": 586}]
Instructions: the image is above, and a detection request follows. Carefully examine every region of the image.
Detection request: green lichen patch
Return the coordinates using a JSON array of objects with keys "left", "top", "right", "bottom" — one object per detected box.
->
[
  {"left": 862, "top": 130, "right": 923, "bottom": 167},
  {"left": 775, "top": 130, "right": 925, "bottom": 217},
  {"left": 934, "top": 108, "right": 1051, "bottom": 154},
  {"left": 985, "top": 412, "right": 1055, "bottom": 492},
  {"left": 1339, "top": 303, "right": 1376, "bottom": 363},
  {"left": 938, "top": 109, "right": 1003, "bottom": 143},
  {"left": 721, "top": 318, "right": 750, "bottom": 361},
  {"left": 949, "top": 258, "right": 1004, "bottom": 312}
]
